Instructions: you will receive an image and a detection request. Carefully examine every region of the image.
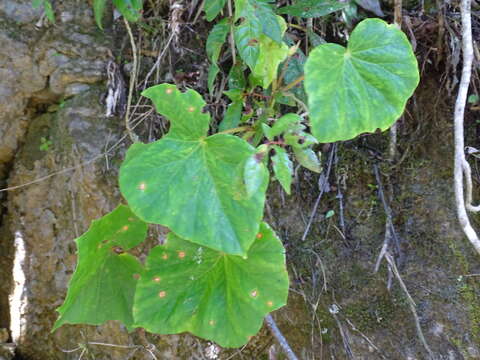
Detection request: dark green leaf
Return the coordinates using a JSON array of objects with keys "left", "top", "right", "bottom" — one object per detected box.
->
[
  {"left": 133, "top": 223, "right": 289, "bottom": 348},
  {"left": 208, "top": 63, "right": 221, "bottom": 94},
  {"left": 277, "top": 0, "right": 347, "bottom": 18},
  {"left": 205, "top": 0, "right": 227, "bottom": 21},
  {"left": 53, "top": 205, "right": 147, "bottom": 331},
  {"left": 252, "top": 0, "right": 283, "bottom": 43},
  {"left": 206, "top": 18, "right": 230, "bottom": 63},
  {"left": 219, "top": 100, "right": 243, "bottom": 131},
  {"left": 272, "top": 146, "right": 293, "bottom": 194},
  {"left": 304, "top": 19, "right": 419, "bottom": 143},
  {"left": 120, "top": 84, "right": 268, "bottom": 256},
  {"left": 43, "top": 0, "right": 55, "bottom": 22},
  {"left": 93, "top": 0, "right": 107, "bottom": 29}
]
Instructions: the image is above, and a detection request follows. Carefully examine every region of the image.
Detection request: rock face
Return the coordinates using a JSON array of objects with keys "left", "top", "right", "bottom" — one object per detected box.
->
[{"left": 0, "top": 1, "right": 480, "bottom": 359}]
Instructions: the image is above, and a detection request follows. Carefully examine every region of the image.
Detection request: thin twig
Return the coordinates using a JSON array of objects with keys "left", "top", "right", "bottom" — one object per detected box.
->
[
  {"left": 227, "top": 0, "right": 236, "bottom": 64},
  {"left": 123, "top": 18, "right": 139, "bottom": 142},
  {"left": 301, "top": 144, "right": 337, "bottom": 241},
  {"left": 454, "top": 0, "right": 480, "bottom": 254},
  {"left": 265, "top": 314, "right": 299, "bottom": 360},
  {"left": 373, "top": 164, "right": 401, "bottom": 271},
  {"left": 385, "top": 253, "right": 434, "bottom": 359},
  {"left": 388, "top": 0, "right": 403, "bottom": 162}
]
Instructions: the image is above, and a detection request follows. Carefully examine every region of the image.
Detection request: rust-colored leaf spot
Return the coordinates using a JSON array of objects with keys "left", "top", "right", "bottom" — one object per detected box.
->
[
  {"left": 133, "top": 273, "right": 140, "bottom": 280},
  {"left": 165, "top": 88, "right": 173, "bottom": 94},
  {"left": 209, "top": 320, "right": 215, "bottom": 326},
  {"left": 153, "top": 276, "right": 161, "bottom": 283},
  {"left": 121, "top": 225, "right": 129, "bottom": 232},
  {"left": 256, "top": 233, "right": 263, "bottom": 239},
  {"left": 267, "top": 301, "right": 273, "bottom": 307},
  {"left": 112, "top": 246, "right": 124, "bottom": 254},
  {"left": 158, "top": 291, "right": 166, "bottom": 298},
  {"left": 162, "top": 253, "right": 168, "bottom": 260},
  {"left": 128, "top": 217, "right": 135, "bottom": 222},
  {"left": 138, "top": 182, "right": 147, "bottom": 191},
  {"left": 187, "top": 106, "right": 195, "bottom": 112},
  {"left": 250, "top": 290, "right": 258, "bottom": 298},
  {"left": 178, "top": 251, "right": 186, "bottom": 259},
  {"left": 247, "top": 38, "right": 259, "bottom": 47}
]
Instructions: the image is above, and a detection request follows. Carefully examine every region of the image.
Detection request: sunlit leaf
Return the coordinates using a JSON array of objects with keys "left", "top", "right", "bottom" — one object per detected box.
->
[
  {"left": 304, "top": 19, "right": 419, "bottom": 143},
  {"left": 133, "top": 223, "right": 289, "bottom": 347},
  {"left": 120, "top": 84, "right": 268, "bottom": 256}
]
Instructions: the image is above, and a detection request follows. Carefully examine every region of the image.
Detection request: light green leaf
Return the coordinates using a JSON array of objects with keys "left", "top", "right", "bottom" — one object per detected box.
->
[
  {"left": 43, "top": 0, "right": 55, "bottom": 22},
  {"left": 277, "top": 0, "right": 347, "bottom": 17},
  {"left": 244, "top": 152, "right": 269, "bottom": 198},
  {"left": 234, "top": 18, "right": 262, "bottom": 69},
  {"left": 270, "top": 113, "right": 304, "bottom": 138},
  {"left": 251, "top": 16, "right": 289, "bottom": 88},
  {"left": 305, "top": 18, "right": 419, "bottom": 143},
  {"left": 120, "top": 84, "right": 268, "bottom": 256},
  {"left": 32, "top": 0, "right": 43, "bottom": 8},
  {"left": 53, "top": 205, "right": 147, "bottom": 331},
  {"left": 93, "top": 0, "right": 107, "bottom": 29},
  {"left": 293, "top": 147, "right": 321, "bottom": 173},
  {"left": 272, "top": 146, "right": 293, "bottom": 194},
  {"left": 205, "top": 0, "right": 227, "bottom": 21},
  {"left": 133, "top": 223, "right": 289, "bottom": 348},
  {"left": 113, "top": 0, "right": 143, "bottom": 22}
]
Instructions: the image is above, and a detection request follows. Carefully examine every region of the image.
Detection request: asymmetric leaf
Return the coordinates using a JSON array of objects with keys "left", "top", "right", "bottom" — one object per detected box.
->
[
  {"left": 53, "top": 205, "right": 147, "bottom": 331},
  {"left": 133, "top": 223, "right": 289, "bottom": 348},
  {"left": 272, "top": 146, "right": 293, "bottom": 194},
  {"left": 251, "top": 16, "right": 289, "bottom": 88},
  {"left": 304, "top": 18, "right": 419, "bottom": 143},
  {"left": 119, "top": 84, "right": 268, "bottom": 256},
  {"left": 277, "top": 0, "right": 347, "bottom": 18},
  {"left": 204, "top": 0, "right": 227, "bottom": 21},
  {"left": 234, "top": 18, "right": 262, "bottom": 69}
]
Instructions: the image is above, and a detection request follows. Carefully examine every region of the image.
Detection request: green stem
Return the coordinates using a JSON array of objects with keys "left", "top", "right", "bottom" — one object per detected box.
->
[{"left": 216, "top": 126, "right": 252, "bottom": 135}]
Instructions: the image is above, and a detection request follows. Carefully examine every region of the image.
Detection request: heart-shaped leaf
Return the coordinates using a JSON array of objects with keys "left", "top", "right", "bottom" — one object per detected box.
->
[
  {"left": 119, "top": 84, "right": 268, "bottom": 256},
  {"left": 133, "top": 222, "right": 289, "bottom": 348},
  {"left": 304, "top": 18, "right": 419, "bottom": 143},
  {"left": 53, "top": 205, "right": 147, "bottom": 331}
]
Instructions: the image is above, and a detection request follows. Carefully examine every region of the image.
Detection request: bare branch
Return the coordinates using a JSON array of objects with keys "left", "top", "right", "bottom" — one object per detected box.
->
[{"left": 265, "top": 315, "right": 299, "bottom": 360}]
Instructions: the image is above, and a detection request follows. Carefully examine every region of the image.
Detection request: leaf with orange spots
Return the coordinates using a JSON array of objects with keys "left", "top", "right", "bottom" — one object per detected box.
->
[
  {"left": 52, "top": 205, "right": 148, "bottom": 332},
  {"left": 133, "top": 223, "right": 289, "bottom": 348},
  {"left": 120, "top": 84, "right": 268, "bottom": 256}
]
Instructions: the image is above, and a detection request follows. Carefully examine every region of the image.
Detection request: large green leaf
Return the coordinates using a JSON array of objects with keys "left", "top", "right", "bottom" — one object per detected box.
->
[
  {"left": 53, "top": 205, "right": 147, "bottom": 331},
  {"left": 304, "top": 18, "right": 419, "bottom": 143},
  {"left": 133, "top": 223, "right": 289, "bottom": 348},
  {"left": 277, "top": 0, "right": 347, "bottom": 17},
  {"left": 119, "top": 84, "right": 268, "bottom": 256},
  {"left": 204, "top": 0, "right": 227, "bottom": 21}
]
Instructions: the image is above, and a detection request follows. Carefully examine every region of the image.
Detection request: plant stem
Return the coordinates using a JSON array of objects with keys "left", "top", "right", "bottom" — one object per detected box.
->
[
  {"left": 123, "top": 17, "right": 139, "bottom": 142},
  {"left": 216, "top": 125, "right": 251, "bottom": 135},
  {"left": 265, "top": 315, "right": 298, "bottom": 360},
  {"left": 227, "top": 0, "right": 236, "bottom": 65},
  {"left": 280, "top": 75, "right": 305, "bottom": 93}
]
